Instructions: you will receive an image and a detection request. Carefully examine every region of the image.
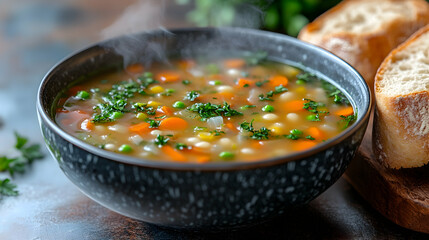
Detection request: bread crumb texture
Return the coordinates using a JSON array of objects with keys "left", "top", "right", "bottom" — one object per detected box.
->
[
  {"left": 378, "top": 31, "right": 429, "bottom": 97},
  {"left": 314, "top": 0, "right": 413, "bottom": 35}
]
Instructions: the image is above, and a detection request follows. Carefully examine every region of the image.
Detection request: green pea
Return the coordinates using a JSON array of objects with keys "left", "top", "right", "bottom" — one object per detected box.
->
[
  {"left": 290, "top": 129, "right": 303, "bottom": 135},
  {"left": 219, "top": 151, "right": 234, "bottom": 160},
  {"left": 306, "top": 114, "right": 319, "bottom": 121},
  {"left": 118, "top": 144, "right": 132, "bottom": 153},
  {"left": 136, "top": 112, "right": 147, "bottom": 120},
  {"left": 173, "top": 101, "right": 186, "bottom": 109},
  {"left": 296, "top": 79, "right": 306, "bottom": 85},
  {"left": 111, "top": 111, "right": 123, "bottom": 119},
  {"left": 209, "top": 80, "right": 222, "bottom": 86},
  {"left": 143, "top": 72, "right": 153, "bottom": 78},
  {"left": 76, "top": 90, "right": 90, "bottom": 100},
  {"left": 262, "top": 105, "right": 274, "bottom": 112}
]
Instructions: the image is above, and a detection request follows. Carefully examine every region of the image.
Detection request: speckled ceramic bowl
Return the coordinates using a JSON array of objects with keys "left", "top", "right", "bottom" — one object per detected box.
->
[{"left": 37, "top": 28, "right": 371, "bottom": 230}]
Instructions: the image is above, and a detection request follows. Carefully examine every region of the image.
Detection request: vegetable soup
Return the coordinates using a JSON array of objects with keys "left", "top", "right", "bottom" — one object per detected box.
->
[{"left": 55, "top": 54, "right": 356, "bottom": 163}]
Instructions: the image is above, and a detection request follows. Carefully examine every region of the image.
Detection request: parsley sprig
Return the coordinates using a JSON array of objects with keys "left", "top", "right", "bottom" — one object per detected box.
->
[
  {"left": 188, "top": 102, "right": 242, "bottom": 120},
  {"left": 0, "top": 133, "right": 44, "bottom": 198},
  {"left": 303, "top": 99, "right": 329, "bottom": 121},
  {"left": 240, "top": 119, "right": 271, "bottom": 140},
  {"left": 258, "top": 85, "right": 288, "bottom": 101}
]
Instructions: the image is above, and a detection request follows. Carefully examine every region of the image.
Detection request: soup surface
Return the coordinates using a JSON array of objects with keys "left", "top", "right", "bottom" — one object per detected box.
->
[{"left": 55, "top": 54, "right": 355, "bottom": 163}]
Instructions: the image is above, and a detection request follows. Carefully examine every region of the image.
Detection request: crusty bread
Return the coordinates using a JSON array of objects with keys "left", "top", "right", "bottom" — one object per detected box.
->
[
  {"left": 298, "top": 0, "right": 429, "bottom": 89},
  {"left": 374, "top": 25, "right": 429, "bottom": 169}
]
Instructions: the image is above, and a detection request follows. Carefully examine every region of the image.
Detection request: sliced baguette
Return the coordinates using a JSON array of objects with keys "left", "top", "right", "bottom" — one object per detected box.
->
[
  {"left": 374, "top": 25, "right": 429, "bottom": 169},
  {"left": 298, "top": 0, "right": 429, "bottom": 89}
]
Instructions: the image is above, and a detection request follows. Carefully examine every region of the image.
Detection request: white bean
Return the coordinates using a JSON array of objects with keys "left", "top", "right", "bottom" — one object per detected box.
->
[
  {"left": 279, "top": 92, "right": 295, "bottom": 101},
  {"left": 195, "top": 141, "right": 211, "bottom": 148},
  {"left": 218, "top": 138, "right": 233, "bottom": 147},
  {"left": 286, "top": 113, "right": 299, "bottom": 122},
  {"left": 262, "top": 113, "right": 279, "bottom": 121},
  {"left": 217, "top": 85, "right": 234, "bottom": 93},
  {"left": 241, "top": 148, "right": 254, "bottom": 154},
  {"left": 150, "top": 130, "right": 163, "bottom": 136},
  {"left": 108, "top": 124, "right": 127, "bottom": 133},
  {"left": 104, "top": 144, "right": 116, "bottom": 150}
]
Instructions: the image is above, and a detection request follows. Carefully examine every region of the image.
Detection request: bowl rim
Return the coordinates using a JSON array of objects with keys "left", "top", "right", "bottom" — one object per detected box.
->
[{"left": 37, "top": 27, "right": 372, "bottom": 171}]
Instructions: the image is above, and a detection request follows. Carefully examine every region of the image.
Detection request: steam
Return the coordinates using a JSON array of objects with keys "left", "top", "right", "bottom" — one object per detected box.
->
[{"left": 99, "top": 0, "right": 268, "bottom": 68}]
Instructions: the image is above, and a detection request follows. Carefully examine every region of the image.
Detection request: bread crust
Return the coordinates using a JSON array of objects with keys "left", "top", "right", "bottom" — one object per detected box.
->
[
  {"left": 298, "top": 0, "right": 429, "bottom": 89},
  {"left": 374, "top": 25, "right": 429, "bottom": 169}
]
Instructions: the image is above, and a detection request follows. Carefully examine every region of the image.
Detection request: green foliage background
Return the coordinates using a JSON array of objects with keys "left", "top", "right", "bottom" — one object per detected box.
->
[{"left": 176, "top": 0, "right": 342, "bottom": 36}]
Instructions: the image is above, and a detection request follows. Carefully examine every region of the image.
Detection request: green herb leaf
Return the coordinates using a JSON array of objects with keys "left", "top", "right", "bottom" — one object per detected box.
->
[
  {"left": 0, "top": 178, "right": 18, "bottom": 197},
  {"left": 240, "top": 119, "right": 271, "bottom": 140},
  {"left": 188, "top": 102, "right": 242, "bottom": 120},
  {"left": 175, "top": 143, "right": 188, "bottom": 150},
  {"left": 155, "top": 135, "right": 169, "bottom": 147},
  {"left": 184, "top": 90, "right": 200, "bottom": 102},
  {"left": 340, "top": 114, "right": 357, "bottom": 129}
]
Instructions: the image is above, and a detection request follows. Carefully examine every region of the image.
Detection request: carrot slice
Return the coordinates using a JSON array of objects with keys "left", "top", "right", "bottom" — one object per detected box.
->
[
  {"left": 159, "top": 106, "right": 174, "bottom": 116},
  {"left": 306, "top": 127, "right": 324, "bottom": 140},
  {"left": 283, "top": 100, "right": 305, "bottom": 112},
  {"left": 251, "top": 141, "right": 264, "bottom": 149},
  {"left": 293, "top": 140, "right": 318, "bottom": 152},
  {"left": 156, "top": 71, "right": 180, "bottom": 83},
  {"left": 236, "top": 78, "right": 254, "bottom": 88},
  {"left": 334, "top": 106, "right": 354, "bottom": 116},
  {"left": 162, "top": 145, "right": 187, "bottom": 162},
  {"left": 129, "top": 122, "right": 151, "bottom": 135},
  {"left": 159, "top": 117, "right": 188, "bottom": 131},
  {"left": 224, "top": 58, "right": 246, "bottom": 69},
  {"left": 81, "top": 118, "right": 95, "bottom": 131},
  {"left": 126, "top": 63, "right": 144, "bottom": 74},
  {"left": 269, "top": 75, "right": 288, "bottom": 87},
  {"left": 224, "top": 122, "right": 238, "bottom": 133}
]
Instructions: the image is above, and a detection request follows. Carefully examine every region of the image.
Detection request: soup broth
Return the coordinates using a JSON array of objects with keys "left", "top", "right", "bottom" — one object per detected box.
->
[{"left": 55, "top": 54, "right": 355, "bottom": 163}]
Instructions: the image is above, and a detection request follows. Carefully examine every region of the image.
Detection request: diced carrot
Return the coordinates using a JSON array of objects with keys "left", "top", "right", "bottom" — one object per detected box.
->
[
  {"left": 236, "top": 78, "right": 254, "bottom": 88},
  {"left": 334, "top": 106, "right": 354, "bottom": 117},
  {"left": 224, "top": 58, "right": 246, "bottom": 69},
  {"left": 224, "top": 122, "right": 238, "bottom": 133},
  {"left": 162, "top": 145, "right": 187, "bottom": 162},
  {"left": 129, "top": 122, "right": 151, "bottom": 135},
  {"left": 196, "top": 155, "right": 211, "bottom": 163},
  {"left": 283, "top": 100, "right": 305, "bottom": 112},
  {"left": 156, "top": 71, "right": 180, "bottom": 83},
  {"left": 292, "top": 140, "right": 318, "bottom": 152},
  {"left": 158, "top": 106, "right": 174, "bottom": 116},
  {"left": 159, "top": 117, "right": 188, "bottom": 131},
  {"left": 68, "top": 86, "right": 83, "bottom": 96},
  {"left": 218, "top": 92, "right": 234, "bottom": 100},
  {"left": 177, "top": 59, "right": 195, "bottom": 69},
  {"left": 81, "top": 118, "right": 95, "bottom": 131},
  {"left": 306, "top": 127, "right": 324, "bottom": 140},
  {"left": 269, "top": 75, "right": 288, "bottom": 87},
  {"left": 125, "top": 63, "right": 144, "bottom": 74}
]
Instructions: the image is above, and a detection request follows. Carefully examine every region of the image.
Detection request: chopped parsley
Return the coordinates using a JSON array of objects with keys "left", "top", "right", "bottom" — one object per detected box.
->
[
  {"left": 340, "top": 114, "right": 357, "bottom": 129},
  {"left": 321, "top": 80, "right": 349, "bottom": 104},
  {"left": 154, "top": 135, "right": 169, "bottom": 147},
  {"left": 184, "top": 90, "right": 200, "bottom": 101},
  {"left": 210, "top": 130, "right": 225, "bottom": 136},
  {"left": 182, "top": 80, "right": 191, "bottom": 85},
  {"left": 240, "top": 120, "right": 271, "bottom": 140},
  {"left": 259, "top": 85, "right": 288, "bottom": 101},
  {"left": 175, "top": 143, "right": 189, "bottom": 150},
  {"left": 145, "top": 119, "right": 160, "bottom": 128},
  {"left": 240, "top": 105, "right": 256, "bottom": 110},
  {"left": 132, "top": 102, "right": 157, "bottom": 116},
  {"left": 303, "top": 99, "right": 329, "bottom": 121},
  {"left": 285, "top": 129, "right": 303, "bottom": 140},
  {"left": 188, "top": 102, "right": 242, "bottom": 120},
  {"left": 255, "top": 80, "right": 269, "bottom": 87},
  {"left": 296, "top": 72, "right": 319, "bottom": 84}
]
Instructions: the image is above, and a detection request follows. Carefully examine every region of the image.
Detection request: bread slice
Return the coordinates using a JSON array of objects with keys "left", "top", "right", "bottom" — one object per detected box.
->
[
  {"left": 298, "top": 0, "right": 429, "bottom": 89},
  {"left": 374, "top": 25, "right": 429, "bottom": 169}
]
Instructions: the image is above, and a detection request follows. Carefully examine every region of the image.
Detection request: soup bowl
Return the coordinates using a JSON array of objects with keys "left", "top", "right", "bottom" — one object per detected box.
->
[{"left": 37, "top": 28, "right": 371, "bottom": 229}]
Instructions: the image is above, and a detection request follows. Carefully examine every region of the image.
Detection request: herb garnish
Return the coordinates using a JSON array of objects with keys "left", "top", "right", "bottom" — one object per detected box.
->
[
  {"left": 0, "top": 133, "right": 44, "bottom": 197},
  {"left": 133, "top": 102, "right": 157, "bottom": 116},
  {"left": 255, "top": 80, "right": 269, "bottom": 87},
  {"left": 175, "top": 143, "right": 189, "bottom": 150},
  {"left": 340, "top": 114, "right": 357, "bottom": 129},
  {"left": 188, "top": 102, "right": 242, "bottom": 120},
  {"left": 182, "top": 80, "right": 191, "bottom": 85},
  {"left": 296, "top": 72, "right": 318, "bottom": 84},
  {"left": 321, "top": 80, "right": 349, "bottom": 104},
  {"left": 210, "top": 130, "right": 225, "bottom": 136},
  {"left": 146, "top": 119, "right": 160, "bottom": 128},
  {"left": 259, "top": 85, "right": 288, "bottom": 101},
  {"left": 303, "top": 99, "right": 329, "bottom": 121},
  {"left": 155, "top": 134, "right": 169, "bottom": 147},
  {"left": 184, "top": 90, "right": 200, "bottom": 101},
  {"left": 240, "top": 120, "right": 271, "bottom": 140}
]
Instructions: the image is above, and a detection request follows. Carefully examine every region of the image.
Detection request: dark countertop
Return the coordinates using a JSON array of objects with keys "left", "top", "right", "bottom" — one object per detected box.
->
[{"left": 0, "top": 1, "right": 428, "bottom": 239}]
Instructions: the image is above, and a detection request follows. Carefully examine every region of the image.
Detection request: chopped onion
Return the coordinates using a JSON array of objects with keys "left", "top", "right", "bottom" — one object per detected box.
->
[
  {"left": 247, "top": 88, "right": 263, "bottom": 104},
  {"left": 144, "top": 144, "right": 159, "bottom": 154},
  {"left": 207, "top": 116, "right": 223, "bottom": 129}
]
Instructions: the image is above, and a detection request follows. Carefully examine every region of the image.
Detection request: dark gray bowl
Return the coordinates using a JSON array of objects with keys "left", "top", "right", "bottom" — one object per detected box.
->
[{"left": 37, "top": 28, "right": 371, "bottom": 230}]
